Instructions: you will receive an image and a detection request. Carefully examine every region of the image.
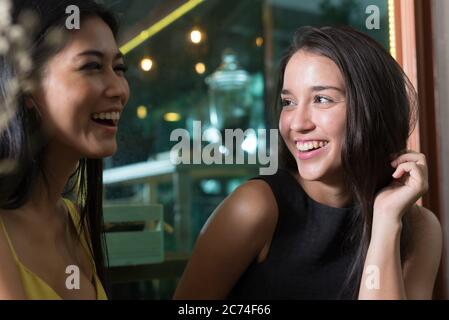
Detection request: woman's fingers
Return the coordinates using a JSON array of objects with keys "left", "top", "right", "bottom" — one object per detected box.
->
[
  {"left": 392, "top": 161, "right": 428, "bottom": 192},
  {"left": 391, "top": 151, "right": 426, "bottom": 167},
  {"left": 392, "top": 161, "right": 417, "bottom": 178}
]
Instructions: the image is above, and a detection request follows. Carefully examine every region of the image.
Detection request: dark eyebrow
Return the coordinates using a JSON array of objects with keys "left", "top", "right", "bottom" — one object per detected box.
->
[
  {"left": 76, "top": 50, "right": 124, "bottom": 60},
  {"left": 281, "top": 86, "right": 344, "bottom": 96},
  {"left": 311, "top": 85, "right": 344, "bottom": 93}
]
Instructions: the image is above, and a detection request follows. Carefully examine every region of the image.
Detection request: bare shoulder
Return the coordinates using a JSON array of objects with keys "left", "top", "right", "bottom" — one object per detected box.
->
[
  {"left": 406, "top": 204, "right": 442, "bottom": 256},
  {"left": 402, "top": 205, "right": 443, "bottom": 299},
  {"left": 174, "top": 179, "right": 279, "bottom": 298},
  {"left": 226, "top": 179, "right": 278, "bottom": 215},
  {"left": 202, "top": 179, "right": 278, "bottom": 236},
  {"left": 203, "top": 178, "right": 280, "bottom": 256},
  {"left": 408, "top": 205, "right": 442, "bottom": 242}
]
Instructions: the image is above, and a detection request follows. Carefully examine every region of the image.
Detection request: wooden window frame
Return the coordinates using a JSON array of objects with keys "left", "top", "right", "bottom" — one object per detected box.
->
[{"left": 392, "top": 0, "right": 445, "bottom": 299}]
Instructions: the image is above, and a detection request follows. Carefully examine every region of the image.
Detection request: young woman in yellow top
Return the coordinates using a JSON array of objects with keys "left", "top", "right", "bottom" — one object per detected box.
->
[{"left": 0, "top": 0, "right": 129, "bottom": 299}]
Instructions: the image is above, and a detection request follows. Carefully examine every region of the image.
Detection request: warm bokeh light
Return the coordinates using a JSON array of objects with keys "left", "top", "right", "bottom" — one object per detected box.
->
[
  {"left": 255, "top": 36, "right": 263, "bottom": 47},
  {"left": 388, "top": 0, "right": 396, "bottom": 59},
  {"left": 140, "top": 57, "right": 153, "bottom": 71},
  {"left": 190, "top": 29, "right": 202, "bottom": 44},
  {"left": 195, "top": 62, "right": 206, "bottom": 74},
  {"left": 164, "top": 112, "right": 181, "bottom": 122},
  {"left": 137, "top": 105, "right": 148, "bottom": 119}
]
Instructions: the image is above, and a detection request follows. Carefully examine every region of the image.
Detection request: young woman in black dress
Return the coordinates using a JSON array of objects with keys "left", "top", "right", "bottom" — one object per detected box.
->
[{"left": 174, "top": 26, "right": 442, "bottom": 299}]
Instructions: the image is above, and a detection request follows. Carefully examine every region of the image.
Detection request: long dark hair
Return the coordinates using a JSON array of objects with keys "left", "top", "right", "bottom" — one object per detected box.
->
[
  {"left": 0, "top": 0, "right": 119, "bottom": 289},
  {"left": 274, "top": 26, "right": 417, "bottom": 298}
]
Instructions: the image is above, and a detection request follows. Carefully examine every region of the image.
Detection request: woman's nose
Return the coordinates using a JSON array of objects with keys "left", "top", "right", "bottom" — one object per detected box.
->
[
  {"left": 290, "top": 104, "right": 315, "bottom": 132},
  {"left": 104, "top": 71, "right": 129, "bottom": 105}
]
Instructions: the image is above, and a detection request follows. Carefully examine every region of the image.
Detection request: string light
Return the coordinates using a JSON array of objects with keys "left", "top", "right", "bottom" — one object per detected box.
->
[
  {"left": 137, "top": 105, "right": 148, "bottom": 119},
  {"left": 140, "top": 57, "right": 153, "bottom": 71},
  {"left": 195, "top": 62, "right": 206, "bottom": 74},
  {"left": 164, "top": 112, "right": 181, "bottom": 122},
  {"left": 190, "top": 29, "right": 203, "bottom": 44},
  {"left": 388, "top": 0, "right": 397, "bottom": 59}
]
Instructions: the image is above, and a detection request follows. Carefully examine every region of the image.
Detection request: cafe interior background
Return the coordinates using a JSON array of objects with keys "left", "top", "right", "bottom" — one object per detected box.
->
[{"left": 85, "top": 0, "right": 449, "bottom": 299}]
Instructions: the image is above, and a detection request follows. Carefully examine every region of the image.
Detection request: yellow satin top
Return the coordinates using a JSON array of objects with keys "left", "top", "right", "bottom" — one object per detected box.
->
[{"left": 0, "top": 198, "right": 107, "bottom": 300}]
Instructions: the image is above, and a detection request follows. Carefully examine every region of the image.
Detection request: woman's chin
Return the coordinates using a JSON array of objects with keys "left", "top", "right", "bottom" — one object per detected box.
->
[
  {"left": 84, "top": 144, "right": 117, "bottom": 159},
  {"left": 296, "top": 164, "right": 326, "bottom": 181},
  {"left": 298, "top": 171, "right": 324, "bottom": 181}
]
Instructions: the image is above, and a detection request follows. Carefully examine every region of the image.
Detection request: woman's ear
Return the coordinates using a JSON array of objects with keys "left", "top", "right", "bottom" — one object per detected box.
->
[
  {"left": 24, "top": 95, "right": 37, "bottom": 109},
  {"left": 24, "top": 95, "right": 44, "bottom": 119},
  {"left": 24, "top": 96, "right": 33, "bottom": 109}
]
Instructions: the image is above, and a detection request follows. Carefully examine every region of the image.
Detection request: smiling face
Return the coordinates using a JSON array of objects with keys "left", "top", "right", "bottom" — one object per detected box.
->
[
  {"left": 279, "top": 49, "right": 347, "bottom": 182},
  {"left": 34, "top": 16, "right": 130, "bottom": 159}
]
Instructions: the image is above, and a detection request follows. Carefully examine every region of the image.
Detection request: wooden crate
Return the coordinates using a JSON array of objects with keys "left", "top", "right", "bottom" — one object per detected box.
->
[{"left": 104, "top": 204, "right": 164, "bottom": 267}]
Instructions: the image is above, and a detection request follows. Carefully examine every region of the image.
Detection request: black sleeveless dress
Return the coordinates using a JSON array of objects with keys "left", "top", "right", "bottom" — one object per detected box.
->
[{"left": 228, "top": 169, "right": 358, "bottom": 299}]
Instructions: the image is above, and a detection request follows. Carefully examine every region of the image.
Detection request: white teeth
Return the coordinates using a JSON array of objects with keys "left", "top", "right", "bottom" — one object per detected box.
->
[
  {"left": 91, "top": 112, "right": 120, "bottom": 121},
  {"left": 296, "top": 140, "right": 328, "bottom": 152}
]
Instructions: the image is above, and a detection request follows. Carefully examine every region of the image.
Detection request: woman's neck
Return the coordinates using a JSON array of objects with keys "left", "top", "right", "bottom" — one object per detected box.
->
[
  {"left": 25, "top": 141, "right": 80, "bottom": 220},
  {"left": 294, "top": 171, "right": 352, "bottom": 209}
]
